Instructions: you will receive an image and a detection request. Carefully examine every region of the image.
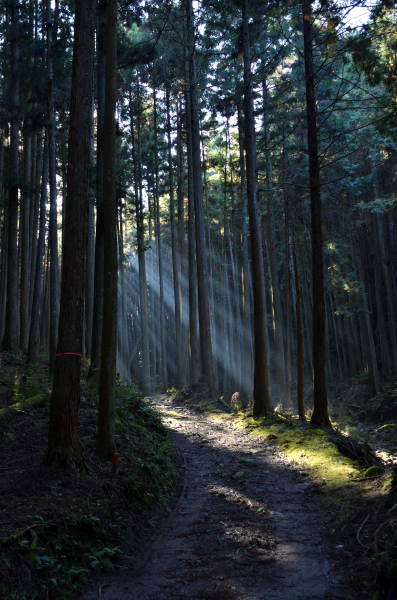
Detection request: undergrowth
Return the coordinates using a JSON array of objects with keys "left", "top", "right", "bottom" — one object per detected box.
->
[{"left": 0, "top": 352, "right": 176, "bottom": 600}]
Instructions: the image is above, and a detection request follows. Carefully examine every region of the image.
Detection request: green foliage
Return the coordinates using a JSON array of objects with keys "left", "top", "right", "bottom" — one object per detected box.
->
[{"left": 0, "top": 365, "right": 175, "bottom": 600}]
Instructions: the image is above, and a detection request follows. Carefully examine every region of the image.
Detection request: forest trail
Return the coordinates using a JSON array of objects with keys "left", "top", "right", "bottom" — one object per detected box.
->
[{"left": 81, "top": 396, "right": 362, "bottom": 600}]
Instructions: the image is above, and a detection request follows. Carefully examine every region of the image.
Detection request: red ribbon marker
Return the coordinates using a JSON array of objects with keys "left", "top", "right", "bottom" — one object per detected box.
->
[{"left": 113, "top": 453, "right": 119, "bottom": 471}]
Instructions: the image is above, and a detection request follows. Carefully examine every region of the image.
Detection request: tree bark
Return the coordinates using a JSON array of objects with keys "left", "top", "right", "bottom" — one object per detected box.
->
[
  {"left": 46, "top": 0, "right": 95, "bottom": 469},
  {"left": 242, "top": 0, "right": 273, "bottom": 416},
  {"left": 237, "top": 104, "right": 252, "bottom": 400},
  {"left": 186, "top": 0, "right": 217, "bottom": 395},
  {"left": 3, "top": 0, "right": 20, "bottom": 351},
  {"left": 283, "top": 126, "right": 292, "bottom": 408},
  {"left": 88, "top": 0, "right": 106, "bottom": 378},
  {"left": 166, "top": 86, "right": 183, "bottom": 389},
  {"left": 153, "top": 88, "right": 167, "bottom": 390},
  {"left": 263, "top": 81, "right": 287, "bottom": 405},
  {"left": 293, "top": 242, "right": 305, "bottom": 420},
  {"left": 302, "top": 0, "right": 331, "bottom": 428},
  {"left": 96, "top": 0, "right": 118, "bottom": 460},
  {"left": 47, "top": 0, "right": 59, "bottom": 376},
  {"left": 27, "top": 128, "right": 49, "bottom": 362},
  {"left": 20, "top": 121, "right": 31, "bottom": 350}
]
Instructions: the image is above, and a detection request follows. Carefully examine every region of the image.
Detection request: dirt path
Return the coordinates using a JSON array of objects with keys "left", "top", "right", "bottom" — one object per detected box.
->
[{"left": 81, "top": 396, "right": 363, "bottom": 600}]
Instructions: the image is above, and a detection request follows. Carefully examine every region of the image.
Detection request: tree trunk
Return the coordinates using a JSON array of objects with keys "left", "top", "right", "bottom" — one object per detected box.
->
[
  {"left": 3, "top": 0, "right": 20, "bottom": 351},
  {"left": 177, "top": 100, "right": 189, "bottom": 387},
  {"left": 153, "top": 88, "right": 167, "bottom": 390},
  {"left": 283, "top": 124, "right": 292, "bottom": 408},
  {"left": 47, "top": 0, "right": 58, "bottom": 376},
  {"left": 166, "top": 86, "right": 182, "bottom": 389},
  {"left": 29, "top": 130, "right": 42, "bottom": 319},
  {"left": 353, "top": 232, "right": 380, "bottom": 393},
  {"left": 96, "top": 0, "right": 118, "bottom": 460},
  {"left": 263, "top": 81, "right": 287, "bottom": 405},
  {"left": 20, "top": 121, "right": 31, "bottom": 350},
  {"left": 46, "top": 0, "right": 95, "bottom": 469},
  {"left": 302, "top": 0, "right": 331, "bottom": 428},
  {"left": 27, "top": 128, "right": 49, "bottom": 362},
  {"left": 85, "top": 149, "right": 95, "bottom": 357},
  {"left": 242, "top": 0, "right": 273, "bottom": 416},
  {"left": 0, "top": 207, "right": 8, "bottom": 344},
  {"left": 184, "top": 72, "right": 200, "bottom": 384},
  {"left": 131, "top": 95, "right": 150, "bottom": 395},
  {"left": 238, "top": 104, "right": 252, "bottom": 400},
  {"left": 372, "top": 220, "right": 391, "bottom": 378},
  {"left": 186, "top": 0, "right": 216, "bottom": 395},
  {"left": 293, "top": 242, "right": 305, "bottom": 420},
  {"left": 201, "top": 127, "right": 218, "bottom": 387},
  {"left": 88, "top": 0, "right": 106, "bottom": 378}
]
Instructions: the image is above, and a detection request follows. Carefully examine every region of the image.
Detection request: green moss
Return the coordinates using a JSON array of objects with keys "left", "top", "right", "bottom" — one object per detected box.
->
[
  {"left": 210, "top": 413, "right": 370, "bottom": 521},
  {"left": 115, "top": 416, "right": 127, "bottom": 434},
  {"left": 364, "top": 466, "right": 385, "bottom": 478},
  {"left": 0, "top": 393, "right": 47, "bottom": 420}
]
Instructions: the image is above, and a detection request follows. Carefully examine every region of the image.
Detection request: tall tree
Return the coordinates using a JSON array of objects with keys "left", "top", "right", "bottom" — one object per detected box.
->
[
  {"left": 186, "top": 0, "right": 217, "bottom": 396},
  {"left": 302, "top": 0, "right": 332, "bottom": 428},
  {"left": 47, "top": 0, "right": 59, "bottom": 375},
  {"left": 46, "top": 0, "right": 96, "bottom": 468},
  {"left": 3, "top": 0, "right": 20, "bottom": 350},
  {"left": 96, "top": 0, "right": 118, "bottom": 461},
  {"left": 88, "top": 0, "right": 107, "bottom": 379},
  {"left": 242, "top": 0, "right": 273, "bottom": 417}
]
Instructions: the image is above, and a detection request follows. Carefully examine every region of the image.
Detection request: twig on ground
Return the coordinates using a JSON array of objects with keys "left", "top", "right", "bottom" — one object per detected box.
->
[
  {"left": 357, "top": 514, "right": 370, "bottom": 546},
  {"left": 98, "top": 583, "right": 110, "bottom": 599}
]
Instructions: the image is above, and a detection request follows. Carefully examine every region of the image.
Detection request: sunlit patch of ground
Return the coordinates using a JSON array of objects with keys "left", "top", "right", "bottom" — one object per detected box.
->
[{"left": 206, "top": 410, "right": 391, "bottom": 522}]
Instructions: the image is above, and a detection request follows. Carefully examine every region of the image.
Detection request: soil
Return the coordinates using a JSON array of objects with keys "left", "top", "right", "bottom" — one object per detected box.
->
[{"left": 80, "top": 395, "right": 368, "bottom": 600}]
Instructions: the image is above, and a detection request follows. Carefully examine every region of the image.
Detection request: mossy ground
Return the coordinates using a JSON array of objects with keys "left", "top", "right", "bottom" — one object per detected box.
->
[
  {"left": 210, "top": 411, "right": 386, "bottom": 521},
  {"left": 0, "top": 352, "right": 176, "bottom": 600}
]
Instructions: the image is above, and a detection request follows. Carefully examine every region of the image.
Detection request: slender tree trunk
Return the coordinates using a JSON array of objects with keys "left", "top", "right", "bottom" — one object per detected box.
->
[
  {"left": 283, "top": 125, "right": 292, "bottom": 408},
  {"left": 353, "top": 232, "right": 380, "bottom": 393},
  {"left": 85, "top": 161, "right": 95, "bottom": 357},
  {"left": 40, "top": 248, "right": 50, "bottom": 351},
  {"left": 46, "top": 0, "right": 95, "bottom": 468},
  {"left": 229, "top": 131, "right": 241, "bottom": 394},
  {"left": 377, "top": 213, "right": 397, "bottom": 373},
  {"left": 47, "top": 0, "right": 58, "bottom": 376},
  {"left": 177, "top": 100, "right": 189, "bottom": 386},
  {"left": 372, "top": 220, "right": 391, "bottom": 377},
  {"left": 95, "top": 0, "right": 118, "bottom": 459},
  {"left": 29, "top": 130, "right": 42, "bottom": 319},
  {"left": 185, "top": 79, "right": 200, "bottom": 384},
  {"left": 263, "top": 81, "right": 286, "bottom": 405},
  {"left": 20, "top": 122, "right": 31, "bottom": 349},
  {"left": 3, "top": 0, "right": 20, "bottom": 350},
  {"left": 201, "top": 127, "right": 218, "bottom": 387},
  {"left": 27, "top": 129, "right": 49, "bottom": 362},
  {"left": 153, "top": 88, "right": 167, "bottom": 390},
  {"left": 88, "top": 0, "right": 106, "bottom": 378},
  {"left": 242, "top": 0, "right": 273, "bottom": 416},
  {"left": 293, "top": 243, "right": 305, "bottom": 420},
  {"left": 166, "top": 86, "right": 183, "bottom": 389},
  {"left": 118, "top": 207, "right": 128, "bottom": 379},
  {"left": 0, "top": 207, "right": 8, "bottom": 344},
  {"left": 186, "top": 0, "right": 216, "bottom": 395},
  {"left": 302, "top": 0, "right": 331, "bottom": 427},
  {"left": 238, "top": 105, "right": 252, "bottom": 400},
  {"left": 131, "top": 96, "right": 150, "bottom": 395}
]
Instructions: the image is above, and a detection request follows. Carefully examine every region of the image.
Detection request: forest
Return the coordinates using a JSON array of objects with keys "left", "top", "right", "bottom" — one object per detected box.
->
[{"left": 1, "top": 0, "right": 397, "bottom": 598}]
